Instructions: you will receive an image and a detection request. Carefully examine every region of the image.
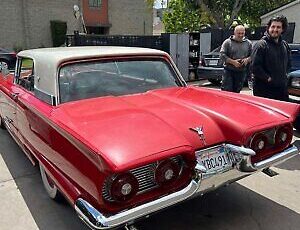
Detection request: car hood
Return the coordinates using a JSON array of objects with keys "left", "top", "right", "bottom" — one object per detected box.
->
[{"left": 51, "top": 86, "right": 298, "bottom": 170}]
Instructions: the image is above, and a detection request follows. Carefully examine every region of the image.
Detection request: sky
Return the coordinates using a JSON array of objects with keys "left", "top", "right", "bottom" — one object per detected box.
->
[{"left": 154, "top": 0, "right": 168, "bottom": 9}]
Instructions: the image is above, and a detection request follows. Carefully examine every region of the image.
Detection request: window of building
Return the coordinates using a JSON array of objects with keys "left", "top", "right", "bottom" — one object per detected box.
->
[{"left": 89, "top": 0, "right": 102, "bottom": 8}]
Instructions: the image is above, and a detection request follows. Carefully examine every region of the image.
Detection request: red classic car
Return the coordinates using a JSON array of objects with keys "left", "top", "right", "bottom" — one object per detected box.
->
[{"left": 0, "top": 46, "right": 299, "bottom": 230}]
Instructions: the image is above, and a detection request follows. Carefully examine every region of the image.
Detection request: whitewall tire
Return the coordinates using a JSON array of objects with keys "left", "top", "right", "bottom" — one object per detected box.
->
[{"left": 39, "top": 163, "right": 62, "bottom": 201}]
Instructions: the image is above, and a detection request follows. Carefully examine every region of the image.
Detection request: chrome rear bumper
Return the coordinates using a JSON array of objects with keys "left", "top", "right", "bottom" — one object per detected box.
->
[{"left": 75, "top": 144, "right": 299, "bottom": 229}]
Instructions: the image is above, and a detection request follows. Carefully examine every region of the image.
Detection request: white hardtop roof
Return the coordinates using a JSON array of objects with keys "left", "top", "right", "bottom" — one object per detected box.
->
[
  {"left": 18, "top": 46, "right": 167, "bottom": 65},
  {"left": 17, "top": 46, "right": 168, "bottom": 101}
]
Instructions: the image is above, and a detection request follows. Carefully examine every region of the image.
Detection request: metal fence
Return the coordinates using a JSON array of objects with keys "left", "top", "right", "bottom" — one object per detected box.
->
[
  {"left": 209, "top": 23, "right": 295, "bottom": 50},
  {"left": 66, "top": 32, "right": 163, "bottom": 50},
  {"left": 67, "top": 23, "right": 295, "bottom": 52}
]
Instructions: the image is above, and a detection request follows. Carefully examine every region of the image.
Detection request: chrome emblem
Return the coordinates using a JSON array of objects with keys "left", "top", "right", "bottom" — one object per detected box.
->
[{"left": 190, "top": 126, "right": 206, "bottom": 145}]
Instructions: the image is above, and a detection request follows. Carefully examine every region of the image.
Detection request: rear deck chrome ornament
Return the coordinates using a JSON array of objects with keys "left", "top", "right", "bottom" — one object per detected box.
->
[{"left": 190, "top": 126, "right": 206, "bottom": 145}]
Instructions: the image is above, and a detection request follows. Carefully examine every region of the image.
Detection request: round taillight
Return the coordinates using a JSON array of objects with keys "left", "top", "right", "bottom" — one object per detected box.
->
[
  {"left": 109, "top": 173, "right": 138, "bottom": 202},
  {"left": 250, "top": 133, "right": 268, "bottom": 152},
  {"left": 154, "top": 159, "right": 180, "bottom": 186},
  {"left": 275, "top": 126, "right": 292, "bottom": 146}
]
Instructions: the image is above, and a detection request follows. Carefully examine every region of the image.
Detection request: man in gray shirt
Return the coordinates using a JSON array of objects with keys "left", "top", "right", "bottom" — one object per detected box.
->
[{"left": 220, "top": 25, "right": 252, "bottom": 93}]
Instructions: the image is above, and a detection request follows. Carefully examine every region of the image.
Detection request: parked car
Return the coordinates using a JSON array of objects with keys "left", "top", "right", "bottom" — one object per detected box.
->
[
  {"left": 289, "top": 43, "right": 300, "bottom": 72},
  {"left": 288, "top": 70, "right": 300, "bottom": 98},
  {"left": 288, "top": 70, "right": 300, "bottom": 131},
  {"left": 1, "top": 47, "right": 300, "bottom": 230},
  {"left": 197, "top": 46, "right": 223, "bottom": 85},
  {"left": 197, "top": 45, "right": 253, "bottom": 86},
  {"left": 0, "top": 47, "right": 17, "bottom": 70},
  {"left": 287, "top": 44, "right": 300, "bottom": 102}
]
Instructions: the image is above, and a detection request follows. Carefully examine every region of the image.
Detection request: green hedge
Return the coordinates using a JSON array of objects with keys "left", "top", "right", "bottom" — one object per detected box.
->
[{"left": 50, "top": 20, "right": 67, "bottom": 47}]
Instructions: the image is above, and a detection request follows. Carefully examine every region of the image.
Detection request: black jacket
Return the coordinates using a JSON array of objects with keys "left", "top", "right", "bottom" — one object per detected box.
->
[{"left": 251, "top": 32, "right": 291, "bottom": 88}]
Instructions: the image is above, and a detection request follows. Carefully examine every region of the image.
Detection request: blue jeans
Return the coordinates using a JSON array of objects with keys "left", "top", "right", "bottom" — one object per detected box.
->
[{"left": 221, "top": 69, "right": 246, "bottom": 93}]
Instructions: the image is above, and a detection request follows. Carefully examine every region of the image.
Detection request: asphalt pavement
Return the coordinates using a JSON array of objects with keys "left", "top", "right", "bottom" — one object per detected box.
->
[{"left": 1, "top": 83, "right": 300, "bottom": 230}]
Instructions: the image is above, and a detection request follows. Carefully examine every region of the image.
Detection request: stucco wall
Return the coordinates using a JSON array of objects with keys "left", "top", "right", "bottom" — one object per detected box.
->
[
  {"left": 0, "top": 0, "right": 25, "bottom": 50},
  {"left": 261, "top": 3, "right": 300, "bottom": 43},
  {"left": 108, "top": 0, "right": 153, "bottom": 35},
  {"left": 0, "top": 0, "right": 81, "bottom": 49}
]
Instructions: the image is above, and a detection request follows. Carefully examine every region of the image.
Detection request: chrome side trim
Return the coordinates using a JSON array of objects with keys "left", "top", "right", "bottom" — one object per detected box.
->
[
  {"left": 75, "top": 180, "right": 199, "bottom": 229},
  {"left": 34, "top": 87, "right": 57, "bottom": 106}
]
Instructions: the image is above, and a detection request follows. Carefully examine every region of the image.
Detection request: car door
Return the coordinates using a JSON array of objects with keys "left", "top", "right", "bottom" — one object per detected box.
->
[
  {"left": 13, "top": 58, "right": 36, "bottom": 146},
  {"left": 0, "top": 70, "right": 21, "bottom": 137},
  {"left": 14, "top": 57, "right": 55, "bottom": 164}
]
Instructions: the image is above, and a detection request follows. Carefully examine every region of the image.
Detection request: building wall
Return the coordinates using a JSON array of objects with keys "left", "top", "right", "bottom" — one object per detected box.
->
[
  {"left": 0, "top": 0, "right": 25, "bottom": 50},
  {"left": 261, "top": 3, "right": 300, "bottom": 43},
  {"left": 0, "top": 0, "right": 153, "bottom": 49},
  {"left": 108, "top": 0, "right": 153, "bottom": 35},
  {"left": 0, "top": 0, "right": 81, "bottom": 49}
]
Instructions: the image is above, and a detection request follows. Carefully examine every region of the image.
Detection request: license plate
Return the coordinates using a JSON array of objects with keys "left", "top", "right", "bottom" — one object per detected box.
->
[
  {"left": 209, "top": 60, "right": 218, "bottom": 66},
  {"left": 196, "top": 146, "right": 235, "bottom": 174}
]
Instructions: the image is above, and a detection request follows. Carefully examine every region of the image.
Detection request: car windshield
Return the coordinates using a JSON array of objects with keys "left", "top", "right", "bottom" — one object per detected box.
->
[
  {"left": 59, "top": 58, "right": 180, "bottom": 103},
  {"left": 213, "top": 46, "right": 221, "bottom": 53}
]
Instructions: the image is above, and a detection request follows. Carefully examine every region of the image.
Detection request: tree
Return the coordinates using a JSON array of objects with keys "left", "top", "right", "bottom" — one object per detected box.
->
[
  {"left": 162, "top": 0, "right": 202, "bottom": 32},
  {"left": 191, "top": 0, "right": 249, "bottom": 28},
  {"left": 191, "top": 0, "right": 293, "bottom": 28},
  {"left": 147, "top": 0, "right": 294, "bottom": 30},
  {"left": 240, "top": 0, "right": 293, "bottom": 27}
]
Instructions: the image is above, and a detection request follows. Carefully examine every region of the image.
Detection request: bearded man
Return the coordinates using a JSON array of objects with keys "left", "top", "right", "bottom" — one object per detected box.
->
[{"left": 251, "top": 15, "right": 291, "bottom": 101}]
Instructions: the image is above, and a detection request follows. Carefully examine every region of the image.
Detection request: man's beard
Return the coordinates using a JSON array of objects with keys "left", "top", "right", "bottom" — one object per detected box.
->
[{"left": 269, "top": 31, "right": 280, "bottom": 39}]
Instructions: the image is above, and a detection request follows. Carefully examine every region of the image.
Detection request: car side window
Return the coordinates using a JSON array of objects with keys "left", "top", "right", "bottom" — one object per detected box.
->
[{"left": 17, "top": 58, "right": 34, "bottom": 92}]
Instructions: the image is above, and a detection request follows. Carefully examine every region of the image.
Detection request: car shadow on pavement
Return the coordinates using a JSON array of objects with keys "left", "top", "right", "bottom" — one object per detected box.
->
[
  {"left": 1, "top": 129, "right": 300, "bottom": 230},
  {"left": 137, "top": 184, "right": 300, "bottom": 230},
  {"left": 0, "top": 129, "right": 89, "bottom": 230}
]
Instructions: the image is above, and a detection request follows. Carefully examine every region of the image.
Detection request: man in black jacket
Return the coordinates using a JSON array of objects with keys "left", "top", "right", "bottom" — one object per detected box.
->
[{"left": 251, "top": 15, "right": 291, "bottom": 101}]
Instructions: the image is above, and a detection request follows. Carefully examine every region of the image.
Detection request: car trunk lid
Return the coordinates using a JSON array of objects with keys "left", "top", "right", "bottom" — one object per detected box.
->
[{"left": 50, "top": 86, "right": 297, "bottom": 170}]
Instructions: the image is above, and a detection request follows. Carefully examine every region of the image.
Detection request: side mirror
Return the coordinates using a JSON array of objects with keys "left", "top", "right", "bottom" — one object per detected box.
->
[{"left": 0, "top": 62, "right": 10, "bottom": 76}]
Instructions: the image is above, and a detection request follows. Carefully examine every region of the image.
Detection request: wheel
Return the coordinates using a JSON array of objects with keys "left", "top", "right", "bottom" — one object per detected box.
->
[
  {"left": 208, "top": 79, "right": 221, "bottom": 85},
  {"left": 0, "top": 116, "right": 6, "bottom": 129},
  {"left": 39, "top": 163, "right": 63, "bottom": 201}
]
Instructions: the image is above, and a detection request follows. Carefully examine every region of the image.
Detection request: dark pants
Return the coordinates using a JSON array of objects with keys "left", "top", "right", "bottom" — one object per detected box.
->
[
  {"left": 253, "top": 80, "right": 289, "bottom": 102},
  {"left": 221, "top": 69, "right": 246, "bottom": 93}
]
